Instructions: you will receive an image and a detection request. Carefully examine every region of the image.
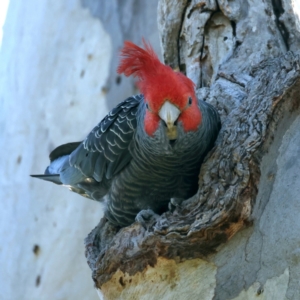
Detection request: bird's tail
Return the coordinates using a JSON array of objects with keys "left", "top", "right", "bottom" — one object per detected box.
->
[{"left": 30, "top": 174, "right": 62, "bottom": 185}]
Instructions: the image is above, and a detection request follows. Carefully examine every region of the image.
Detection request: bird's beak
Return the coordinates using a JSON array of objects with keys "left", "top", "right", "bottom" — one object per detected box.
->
[{"left": 158, "top": 101, "right": 181, "bottom": 140}]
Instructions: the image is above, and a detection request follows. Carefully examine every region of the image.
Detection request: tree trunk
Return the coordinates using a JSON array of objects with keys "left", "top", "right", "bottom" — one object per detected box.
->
[
  {"left": 85, "top": 0, "right": 300, "bottom": 299},
  {"left": 0, "top": 1, "right": 159, "bottom": 299}
]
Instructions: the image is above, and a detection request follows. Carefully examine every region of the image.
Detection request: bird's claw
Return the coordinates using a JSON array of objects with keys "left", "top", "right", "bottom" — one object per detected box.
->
[
  {"left": 168, "top": 197, "right": 184, "bottom": 212},
  {"left": 135, "top": 209, "right": 159, "bottom": 229}
]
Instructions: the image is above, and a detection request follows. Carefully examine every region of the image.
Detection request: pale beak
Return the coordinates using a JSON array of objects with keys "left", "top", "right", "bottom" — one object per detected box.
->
[{"left": 158, "top": 101, "right": 181, "bottom": 140}]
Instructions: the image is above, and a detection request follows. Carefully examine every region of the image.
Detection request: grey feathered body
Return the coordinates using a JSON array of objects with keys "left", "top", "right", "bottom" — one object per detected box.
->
[{"left": 34, "top": 94, "right": 220, "bottom": 226}]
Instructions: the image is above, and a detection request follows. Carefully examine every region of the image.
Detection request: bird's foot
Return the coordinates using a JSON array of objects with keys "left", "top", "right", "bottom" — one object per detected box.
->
[
  {"left": 135, "top": 209, "right": 159, "bottom": 230},
  {"left": 168, "top": 198, "right": 184, "bottom": 212}
]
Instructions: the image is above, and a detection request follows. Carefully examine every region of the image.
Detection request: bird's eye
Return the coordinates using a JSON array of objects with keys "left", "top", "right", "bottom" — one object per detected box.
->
[
  {"left": 188, "top": 97, "right": 192, "bottom": 106},
  {"left": 146, "top": 103, "right": 150, "bottom": 110}
]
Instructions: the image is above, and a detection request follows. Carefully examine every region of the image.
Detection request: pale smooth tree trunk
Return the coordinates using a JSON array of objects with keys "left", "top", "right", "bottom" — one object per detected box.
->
[
  {"left": 85, "top": 1, "right": 300, "bottom": 299},
  {"left": 0, "top": 1, "right": 159, "bottom": 300}
]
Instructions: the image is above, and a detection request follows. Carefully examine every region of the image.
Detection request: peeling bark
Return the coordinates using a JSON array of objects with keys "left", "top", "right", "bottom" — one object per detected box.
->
[{"left": 85, "top": 0, "right": 300, "bottom": 295}]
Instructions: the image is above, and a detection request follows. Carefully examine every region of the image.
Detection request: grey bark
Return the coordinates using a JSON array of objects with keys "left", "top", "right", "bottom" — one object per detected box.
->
[
  {"left": 0, "top": 1, "right": 161, "bottom": 299},
  {"left": 85, "top": 0, "right": 300, "bottom": 299},
  {"left": 81, "top": 0, "right": 161, "bottom": 110}
]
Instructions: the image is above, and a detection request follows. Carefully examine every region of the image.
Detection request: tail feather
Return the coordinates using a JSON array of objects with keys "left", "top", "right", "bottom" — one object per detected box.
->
[{"left": 30, "top": 174, "right": 62, "bottom": 185}]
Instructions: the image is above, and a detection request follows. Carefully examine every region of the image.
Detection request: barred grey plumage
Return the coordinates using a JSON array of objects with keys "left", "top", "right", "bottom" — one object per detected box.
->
[{"left": 32, "top": 94, "right": 220, "bottom": 226}]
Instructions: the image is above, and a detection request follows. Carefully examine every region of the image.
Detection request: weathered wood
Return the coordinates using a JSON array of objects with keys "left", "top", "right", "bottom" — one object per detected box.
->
[{"left": 85, "top": 0, "right": 300, "bottom": 292}]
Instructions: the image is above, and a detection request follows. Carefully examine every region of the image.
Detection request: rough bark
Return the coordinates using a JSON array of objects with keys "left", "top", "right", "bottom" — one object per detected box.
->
[{"left": 85, "top": 0, "right": 300, "bottom": 298}]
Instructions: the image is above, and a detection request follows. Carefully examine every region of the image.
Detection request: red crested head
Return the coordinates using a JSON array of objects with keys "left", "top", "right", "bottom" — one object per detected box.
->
[{"left": 117, "top": 40, "right": 202, "bottom": 137}]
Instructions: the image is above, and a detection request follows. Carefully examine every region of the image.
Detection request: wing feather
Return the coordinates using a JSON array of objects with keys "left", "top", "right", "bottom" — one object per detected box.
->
[{"left": 69, "top": 95, "right": 142, "bottom": 182}]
